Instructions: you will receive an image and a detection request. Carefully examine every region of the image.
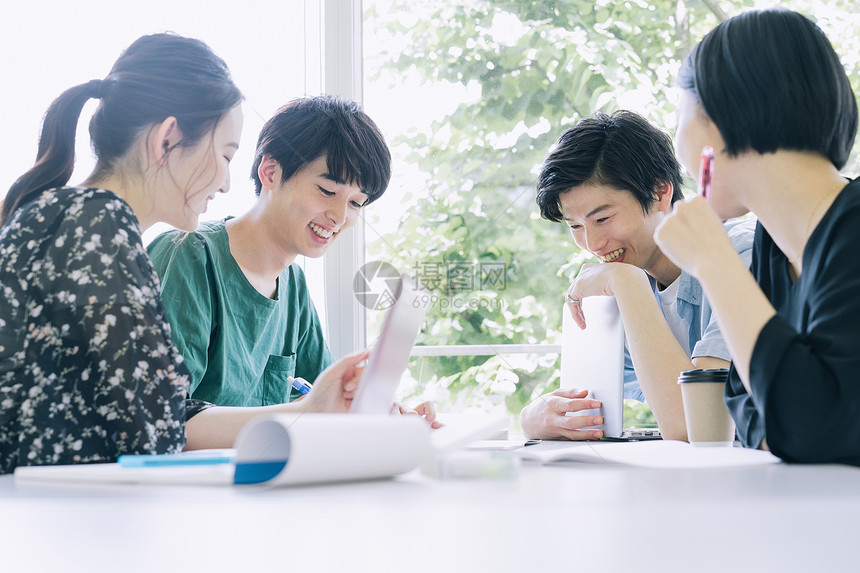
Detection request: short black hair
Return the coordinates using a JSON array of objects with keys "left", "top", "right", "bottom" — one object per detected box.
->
[
  {"left": 677, "top": 8, "right": 858, "bottom": 169},
  {"left": 251, "top": 95, "right": 391, "bottom": 204},
  {"left": 536, "top": 110, "right": 684, "bottom": 223}
]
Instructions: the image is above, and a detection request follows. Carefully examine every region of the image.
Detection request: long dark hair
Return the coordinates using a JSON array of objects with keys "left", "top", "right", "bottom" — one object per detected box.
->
[{"left": 1, "top": 33, "right": 243, "bottom": 226}]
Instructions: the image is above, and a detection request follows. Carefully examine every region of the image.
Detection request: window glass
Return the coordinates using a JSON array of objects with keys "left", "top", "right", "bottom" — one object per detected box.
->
[
  {"left": 0, "top": 1, "right": 328, "bottom": 333},
  {"left": 0, "top": 1, "right": 307, "bottom": 237},
  {"left": 363, "top": 0, "right": 860, "bottom": 416}
]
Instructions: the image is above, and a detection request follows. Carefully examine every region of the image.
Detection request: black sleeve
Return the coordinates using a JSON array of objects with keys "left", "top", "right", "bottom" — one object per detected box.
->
[
  {"left": 186, "top": 399, "right": 215, "bottom": 419},
  {"left": 749, "top": 206, "right": 860, "bottom": 465}
]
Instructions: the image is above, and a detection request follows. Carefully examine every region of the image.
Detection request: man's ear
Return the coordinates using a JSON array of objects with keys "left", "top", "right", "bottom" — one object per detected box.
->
[
  {"left": 655, "top": 180, "right": 675, "bottom": 213},
  {"left": 151, "top": 117, "right": 182, "bottom": 166},
  {"left": 257, "top": 155, "right": 279, "bottom": 191}
]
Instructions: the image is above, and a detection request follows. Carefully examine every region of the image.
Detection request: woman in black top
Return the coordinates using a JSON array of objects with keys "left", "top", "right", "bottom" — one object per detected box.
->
[
  {"left": 0, "top": 34, "right": 367, "bottom": 475},
  {"left": 654, "top": 9, "right": 860, "bottom": 464}
]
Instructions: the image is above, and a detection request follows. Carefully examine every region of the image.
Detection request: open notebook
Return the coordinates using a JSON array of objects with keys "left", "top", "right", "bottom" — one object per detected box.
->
[{"left": 512, "top": 439, "right": 779, "bottom": 468}]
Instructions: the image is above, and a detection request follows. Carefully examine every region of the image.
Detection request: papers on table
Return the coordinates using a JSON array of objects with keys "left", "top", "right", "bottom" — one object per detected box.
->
[
  {"left": 513, "top": 439, "right": 781, "bottom": 469},
  {"left": 14, "top": 414, "right": 433, "bottom": 487}
]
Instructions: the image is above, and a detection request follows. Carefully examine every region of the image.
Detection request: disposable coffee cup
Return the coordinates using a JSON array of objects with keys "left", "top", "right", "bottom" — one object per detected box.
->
[{"left": 678, "top": 368, "right": 735, "bottom": 447}]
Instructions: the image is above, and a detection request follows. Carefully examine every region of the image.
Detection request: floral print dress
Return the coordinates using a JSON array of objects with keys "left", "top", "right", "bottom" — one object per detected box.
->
[{"left": 0, "top": 187, "right": 207, "bottom": 474}]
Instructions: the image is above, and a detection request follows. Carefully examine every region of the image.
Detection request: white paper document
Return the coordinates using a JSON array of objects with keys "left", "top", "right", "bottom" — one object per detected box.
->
[
  {"left": 15, "top": 414, "right": 432, "bottom": 487},
  {"left": 514, "top": 439, "right": 781, "bottom": 469}
]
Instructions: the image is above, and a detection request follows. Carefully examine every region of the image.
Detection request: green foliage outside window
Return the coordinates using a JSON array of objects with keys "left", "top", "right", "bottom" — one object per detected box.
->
[{"left": 364, "top": 0, "right": 860, "bottom": 418}]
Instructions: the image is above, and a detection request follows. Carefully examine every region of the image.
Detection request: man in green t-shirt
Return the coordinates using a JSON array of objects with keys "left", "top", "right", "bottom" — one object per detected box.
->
[{"left": 148, "top": 96, "right": 391, "bottom": 407}]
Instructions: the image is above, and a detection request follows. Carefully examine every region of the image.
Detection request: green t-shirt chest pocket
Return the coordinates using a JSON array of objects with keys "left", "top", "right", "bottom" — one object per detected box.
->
[{"left": 262, "top": 354, "right": 297, "bottom": 406}]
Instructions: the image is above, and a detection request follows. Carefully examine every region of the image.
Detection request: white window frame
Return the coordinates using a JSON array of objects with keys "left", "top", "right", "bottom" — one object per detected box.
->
[
  {"left": 318, "top": 0, "right": 560, "bottom": 361},
  {"left": 313, "top": 0, "right": 367, "bottom": 358}
]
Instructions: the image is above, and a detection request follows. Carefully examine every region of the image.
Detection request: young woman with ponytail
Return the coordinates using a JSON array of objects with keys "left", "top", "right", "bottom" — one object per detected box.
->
[{"left": 0, "top": 34, "right": 369, "bottom": 474}]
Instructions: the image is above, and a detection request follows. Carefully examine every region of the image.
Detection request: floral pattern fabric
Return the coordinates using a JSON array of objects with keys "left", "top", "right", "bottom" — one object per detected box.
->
[{"left": 0, "top": 187, "right": 197, "bottom": 474}]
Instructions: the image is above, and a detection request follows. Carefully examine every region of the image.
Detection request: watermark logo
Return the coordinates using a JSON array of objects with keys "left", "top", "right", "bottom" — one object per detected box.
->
[
  {"left": 411, "top": 292, "right": 507, "bottom": 312},
  {"left": 353, "top": 261, "right": 402, "bottom": 310},
  {"left": 412, "top": 261, "right": 507, "bottom": 293},
  {"left": 355, "top": 260, "right": 510, "bottom": 312}
]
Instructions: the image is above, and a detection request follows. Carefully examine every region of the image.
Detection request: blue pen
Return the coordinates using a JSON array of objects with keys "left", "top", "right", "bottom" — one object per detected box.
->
[
  {"left": 289, "top": 376, "right": 312, "bottom": 395},
  {"left": 117, "top": 452, "right": 235, "bottom": 468}
]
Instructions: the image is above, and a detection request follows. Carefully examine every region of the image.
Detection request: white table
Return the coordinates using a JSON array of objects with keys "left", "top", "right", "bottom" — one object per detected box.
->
[{"left": 2, "top": 448, "right": 859, "bottom": 572}]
